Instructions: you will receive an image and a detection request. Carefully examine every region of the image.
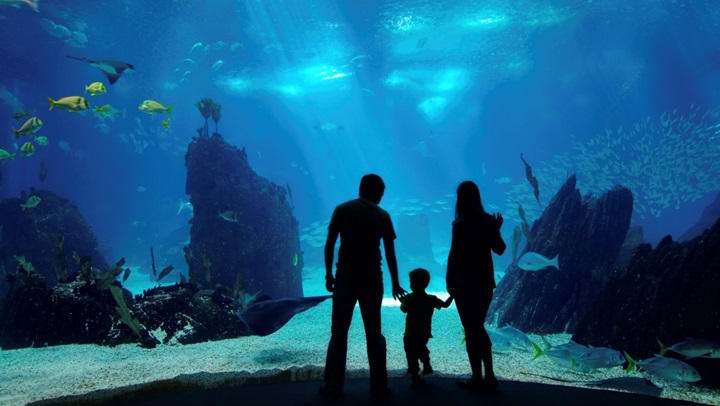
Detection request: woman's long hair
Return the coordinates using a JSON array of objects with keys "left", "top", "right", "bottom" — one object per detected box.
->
[{"left": 455, "top": 180, "right": 486, "bottom": 220}]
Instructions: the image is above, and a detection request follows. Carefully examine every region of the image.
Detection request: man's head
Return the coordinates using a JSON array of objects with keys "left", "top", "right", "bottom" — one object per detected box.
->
[{"left": 359, "top": 174, "right": 385, "bottom": 204}]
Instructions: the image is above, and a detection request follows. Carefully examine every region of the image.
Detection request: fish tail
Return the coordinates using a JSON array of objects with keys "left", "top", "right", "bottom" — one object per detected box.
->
[
  {"left": 656, "top": 337, "right": 667, "bottom": 356},
  {"left": 166, "top": 106, "right": 173, "bottom": 115},
  {"left": 532, "top": 342, "right": 544, "bottom": 360},
  {"left": 623, "top": 351, "right": 636, "bottom": 373},
  {"left": 13, "top": 129, "right": 19, "bottom": 138},
  {"left": 47, "top": 97, "right": 55, "bottom": 110},
  {"left": 551, "top": 254, "right": 560, "bottom": 270}
]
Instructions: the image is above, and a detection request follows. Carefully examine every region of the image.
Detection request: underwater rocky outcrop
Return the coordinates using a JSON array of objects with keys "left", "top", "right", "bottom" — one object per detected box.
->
[
  {"left": 0, "top": 264, "right": 250, "bottom": 349},
  {"left": 679, "top": 191, "right": 720, "bottom": 242},
  {"left": 0, "top": 264, "right": 158, "bottom": 350},
  {"left": 0, "top": 189, "right": 108, "bottom": 300},
  {"left": 488, "top": 175, "right": 633, "bottom": 334},
  {"left": 573, "top": 218, "right": 720, "bottom": 387},
  {"left": 184, "top": 133, "right": 303, "bottom": 299}
]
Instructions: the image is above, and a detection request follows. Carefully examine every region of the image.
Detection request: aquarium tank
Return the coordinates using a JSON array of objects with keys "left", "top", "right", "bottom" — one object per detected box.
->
[{"left": 0, "top": 0, "right": 719, "bottom": 405}]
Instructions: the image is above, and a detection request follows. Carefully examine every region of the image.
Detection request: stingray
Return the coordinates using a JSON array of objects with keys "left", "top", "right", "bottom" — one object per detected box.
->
[
  {"left": 520, "top": 153, "right": 541, "bottom": 208},
  {"left": 522, "top": 373, "right": 663, "bottom": 398},
  {"left": 234, "top": 295, "right": 332, "bottom": 336},
  {"left": 66, "top": 55, "right": 135, "bottom": 85}
]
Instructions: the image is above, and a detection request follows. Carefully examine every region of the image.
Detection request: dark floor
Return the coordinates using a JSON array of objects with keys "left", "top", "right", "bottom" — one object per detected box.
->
[{"left": 35, "top": 377, "right": 705, "bottom": 406}]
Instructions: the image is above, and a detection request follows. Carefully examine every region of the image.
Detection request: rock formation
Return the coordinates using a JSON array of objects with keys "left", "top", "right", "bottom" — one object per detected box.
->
[
  {"left": 0, "top": 189, "right": 107, "bottom": 299},
  {"left": 488, "top": 175, "right": 633, "bottom": 333},
  {"left": 679, "top": 191, "right": 720, "bottom": 241},
  {"left": 184, "top": 133, "right": 303, "bottom": 299},
  {"left": 573, "top": 219, "right": 720, "bottom": 387}
]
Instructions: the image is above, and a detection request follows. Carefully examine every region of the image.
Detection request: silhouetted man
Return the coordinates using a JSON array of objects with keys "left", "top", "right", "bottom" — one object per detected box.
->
[{"left": 320, "top": 174, "right": 407, "bottom": 400}]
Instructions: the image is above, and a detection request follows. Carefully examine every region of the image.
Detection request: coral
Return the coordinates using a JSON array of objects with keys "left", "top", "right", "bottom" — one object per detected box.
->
[{"left": 195, "top": 97, "right": 220, "bottom": 137}]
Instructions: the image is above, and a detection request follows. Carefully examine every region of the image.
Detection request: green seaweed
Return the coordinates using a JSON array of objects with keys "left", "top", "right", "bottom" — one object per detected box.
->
[
  {"left": 109, "top": 285, "right": 141, "bottom": 337},
  {"left": 99, "top": 258, "right": 126, "bottom": 291}
]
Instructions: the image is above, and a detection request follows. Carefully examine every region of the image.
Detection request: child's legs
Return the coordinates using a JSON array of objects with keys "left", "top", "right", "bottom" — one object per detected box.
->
[{"left": 403, "top": 335, "right": 421, "bottom": 374}]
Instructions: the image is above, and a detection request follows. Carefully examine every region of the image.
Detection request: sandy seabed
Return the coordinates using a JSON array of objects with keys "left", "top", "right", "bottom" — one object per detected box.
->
[{"left": 1, "top": 298, "right": 719, "bottom": 405}]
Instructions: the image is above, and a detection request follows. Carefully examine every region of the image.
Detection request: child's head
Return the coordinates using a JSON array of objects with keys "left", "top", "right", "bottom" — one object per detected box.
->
[{"left": 409, "top": 268, "right": 431, "bottom": 292}]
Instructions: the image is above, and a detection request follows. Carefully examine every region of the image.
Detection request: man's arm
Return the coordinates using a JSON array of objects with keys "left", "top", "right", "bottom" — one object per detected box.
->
[
  {"left": 383, "top": 238, "right": 406, "bottom": 299},
  {"left": 324, "top": 229, "right": 339, "bottom": 292}
]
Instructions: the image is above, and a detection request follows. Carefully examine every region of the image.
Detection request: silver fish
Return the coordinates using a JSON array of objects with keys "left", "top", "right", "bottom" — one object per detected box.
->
[{"left": 517, "top": 252, "right": 559, "bottom": 271}]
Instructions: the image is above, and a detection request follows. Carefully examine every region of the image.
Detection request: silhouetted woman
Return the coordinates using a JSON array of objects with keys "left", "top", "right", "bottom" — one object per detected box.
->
[{"left": 446, "top": 180, "right": 506, "bottom": 392}]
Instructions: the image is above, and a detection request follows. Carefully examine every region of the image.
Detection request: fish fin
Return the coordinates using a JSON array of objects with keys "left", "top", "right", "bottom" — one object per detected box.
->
[
  {"left": 47, "top": 97, "right": 54, "bottom": 110},
  {"left": 532, "top": 342, "right": 544, "bottom": 360},
  {"left": 66, "top": 55, "right": 90, "bottom": 63},
  {"left": 167, "top": 106, "right": 173, "bottom": 115},
  {"left": 624, "top": 352, "right": 636, "bottom": 373},
  {"left": 104, "top": 70, "right": 122, "bottom": 85},
  {"left": 551, "top": 254, "right": 560, "bottom": 270},
  {"left": 657, "top": 337, "right": 667, "bottom": 356}
]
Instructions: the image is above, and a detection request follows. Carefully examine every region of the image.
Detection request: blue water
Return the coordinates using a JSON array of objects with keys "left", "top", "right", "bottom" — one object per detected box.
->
[{"left": 1, "top": 0, "right": 720, "bottom": 293}]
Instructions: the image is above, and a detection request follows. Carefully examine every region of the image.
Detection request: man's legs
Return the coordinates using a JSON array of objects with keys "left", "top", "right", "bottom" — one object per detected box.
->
[
  {"left": 323, "top": 284, "right": 357, "bottom": 393},
  {"left": 357, "top": 281, "right": 388, "bottom": 395}
]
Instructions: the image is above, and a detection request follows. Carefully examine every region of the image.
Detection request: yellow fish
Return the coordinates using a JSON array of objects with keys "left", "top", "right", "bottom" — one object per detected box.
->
[
  {"left": 34, "top": 136, "right": 49, "bottom": 146},
  {"left": 48, "top": 96, "right": 90, "bottom": 112},
  {"left": 13, "top": 116, "right": 43, "bottom": 138},
  {"left": 138, "top": 99, "right": 172, "bottom": 115},
  {"left": 161, "top": 118, "right": 171, "bottom": 131},
  {"left": 85, "top": 82, "right": 107, "bottom": 96},
  {"left": 20, "top": 195, "right": 41, "bottom": 211},
  {"left": 0, "top": 148, "right": 16, "bottom": 161},
  {"left": 20, "top": 141, "right": 35, "bottom": 157},
  {"left": 94, "top": 104, "right": 124, "bottom": 120}
]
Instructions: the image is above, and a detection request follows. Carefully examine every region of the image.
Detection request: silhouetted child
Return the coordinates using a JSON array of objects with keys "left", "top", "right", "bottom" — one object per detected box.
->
[{"left": 399, "top": 268, "right": 453, "bottom": 388}]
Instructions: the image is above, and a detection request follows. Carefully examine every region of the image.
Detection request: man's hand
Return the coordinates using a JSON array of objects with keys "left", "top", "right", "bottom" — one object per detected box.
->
[
  {"left": 392, "top": 284, "right": 407, "bottom": 301},
  {"left": 325, "top": 274, "right": 335, "bottom": 293}
]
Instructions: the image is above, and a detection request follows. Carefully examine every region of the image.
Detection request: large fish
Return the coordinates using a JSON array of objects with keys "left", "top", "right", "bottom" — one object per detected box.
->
[
  {"left": 498, "top": 325, "right": 534, "bottom": 351},
  {"left": 659, "top": 338, "right": 720, "bottom": 359},
  {"left": 489, "top": 330, "right": 513, "bottom": 353},
  {"left": 234, "top": 295, "right": 332, "bottom": 336},
  {"left": 577, "top": 347, "right": 625, "bottom": 368},
  {"left": 66, "top": 56, "right": 135, "bottom": 85},
  {"left": 517, "top": 252, "right": 559, "bottom": 271},
  {"left": 626, "top": 353, "right": 701, "bottom": 382}
]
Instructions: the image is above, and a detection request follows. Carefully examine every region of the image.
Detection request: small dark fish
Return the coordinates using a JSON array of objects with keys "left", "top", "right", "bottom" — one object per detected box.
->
[
  {"left": 39, "top": 160, "right": 47, "bottom": 183},
  {"left": 122, "top": 268, "right": 131, "bottom": 282},
  {"left": 520, "top": 153, "right": 541, "bottom": 208},
  {"left": 12, "top": 109, "right": 30, "bottom": 121},
  {"left": 156, "top": 265, "right": 174, "bottom": 282},
  {"left": 416, "top": 37, "right": 428, "bottom": 49}
]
